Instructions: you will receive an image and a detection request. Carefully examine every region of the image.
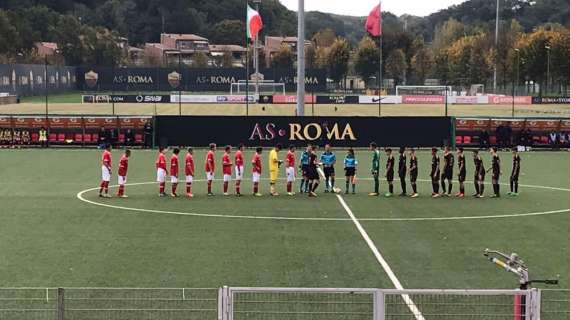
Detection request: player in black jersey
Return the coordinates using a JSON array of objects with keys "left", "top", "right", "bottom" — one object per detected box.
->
[
  {"left": 456, "top": 147, "right": 467, "bottom": 198},
  {"left": 508, "top": 148, "right": 521, "bottom": 196},
  {"left": 473, "top": 150, "right": 486, "bottom": 198},
  {"left": 385, "top": 148, "right": 395, "bottom": 197},
  {"left": 487, "top": 147, "right": 501, "bottom": 198},
  {"left": 409, "top": 149, "right": 419, "bottom": 198},
  {"left": 398, "top": 147, "right": 407, "bottom": 196},
  {"left": 307, "top": 145, "right": 320, "bottom": 197},
  {"left": 431, "top": 148, "right": 441, "bottom": 198},
  {"left": 440, "top": 146, "right": 455, "bottom": 196}
]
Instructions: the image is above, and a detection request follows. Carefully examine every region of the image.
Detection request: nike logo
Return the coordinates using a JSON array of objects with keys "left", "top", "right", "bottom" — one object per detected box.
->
[{"left": 372, "top": 97, "right": 386, "bottom": 102}]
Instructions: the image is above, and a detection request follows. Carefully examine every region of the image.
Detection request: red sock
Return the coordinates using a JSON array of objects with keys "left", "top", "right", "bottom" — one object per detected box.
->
[
  {"left": 104, "top": 181, "right": 109, "bottom": 194},
  {"left": 236, "top": 181, "right": 241, "bottom": 194},
  {"left": 223, "top": 182, "right": 228, "bottom": 193},
  {"left": 159, "top": 183, "right": 165, "bottom": 194},
  {"left": 186, "top": 183, "right": 191, "bottom": 194},
  {"left": 99, "top": 181, "right": 105, "bottom": 193},
  {"left": 253, "top": 183, "right": 258, "bottom": 193},
  {"left": 287, "top": 182, "right": 292, "bottom": 192},
  {"left": 207, "top": 181, "right": 212, "bottom": 193},
  {"left": 118, "top": 185, "right": 124, "bottom": 196},
  {"left": 172, "top": 183, "right": 177, "bottom": 194}
]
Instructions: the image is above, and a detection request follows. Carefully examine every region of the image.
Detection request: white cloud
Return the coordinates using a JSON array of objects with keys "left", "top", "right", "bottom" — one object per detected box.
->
[{"left": 279, "top": 0, "right": 469, "bottom": 17}]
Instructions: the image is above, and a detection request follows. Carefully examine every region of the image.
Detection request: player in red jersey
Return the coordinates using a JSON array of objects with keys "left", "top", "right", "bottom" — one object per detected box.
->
[
  {"left": 99, "top": 144, "right": 112, "bottom": 198},
  {"left": 234, "top": 143, "right": 245, "bottom": 196},
  {"left": 252, "top": 147, "right": 263, "bottom": 196},
  {"left": 170, "top": 148, "right": 180, "bottom": 197},
  {"left": 205, "top": 143, "right": 216, "bottom": 196},
  {"left": 117, "top": 149, "right": 131, "bottom": 198},
  {"left": 222, "top": 145, "right": 233, "bottom": 196},
  {"left": 185, "top": 147, "right": 195, "bottom": 198},
  {"left": 156, "top": 147, "right": 168, "bottom": 197},
  {"left": 285, "top": 145, "right": 296, "bottom": 196}
]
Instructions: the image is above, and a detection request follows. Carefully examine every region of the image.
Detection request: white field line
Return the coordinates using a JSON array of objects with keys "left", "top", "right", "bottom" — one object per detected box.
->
[
  {"left": 316, "top": 167, "right": 425, "bottom": 320},
  {"left": 76, "top": 178, "right": 570, "bottom": 222}
]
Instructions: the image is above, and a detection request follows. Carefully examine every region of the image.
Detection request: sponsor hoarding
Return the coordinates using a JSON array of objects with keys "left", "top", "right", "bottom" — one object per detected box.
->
[
  {"left": 273, "top": 95, "right": 316, "bottom": 104},
  {"left": 449, "top": 96, "right": 489, "bottom": 104},
  {"left": 402, "top": 95, "right": 445, "bottom": 104},
  {"left": 154, "top": 116, "right": 453, "bottom": 148},
  {"left": 489, "top": 96, "right": 532, "bottom": 105},
  {"left": 532, "top": 97, "right": 570, "bottom": 104},
  {"left": 358, "top": 96, "right": 402, "bottom": 104},
  {"left": 315, "top": 95, "right": 360, "bottom": 104},
  {"left": 108, "top": 95, "right": 171, "bottom": 103}
]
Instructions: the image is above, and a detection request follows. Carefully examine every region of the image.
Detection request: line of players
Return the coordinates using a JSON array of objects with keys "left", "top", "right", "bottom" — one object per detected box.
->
[{"left": 98, "top": 143, "right": 522, "bottom": 199}]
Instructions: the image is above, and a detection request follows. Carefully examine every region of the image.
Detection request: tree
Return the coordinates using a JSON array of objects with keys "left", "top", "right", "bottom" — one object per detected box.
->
[
  {"left": 192, "top": 52, "right": 209, "bottom": 68},
  {"left": 209, "top": 20, "right": 245, "bottom": 45},
  {"left": 411, "top": 47, "right": 434, "bottom": 85},
  {"left": 305, "top": 44, "right": 316, "bottom": 69},
  {"left": 515, "top": 27, "right": 557, "bottom": 93},
  {"left": 83, "top": 27, "right": 123, "bottom": 66},
  {"left": 327, "top": 37, "right": 350, "bottom": 84},
  {"left": 313, "top": 46, "right": 329, "bottom": 69},
  {"left": 221, "top": 51, "right": 234, "bottom": 68},
  {"left": 354, "top": 37, "right": 380, "bottom": 86},
  {"left": 385, "top": 49, "right": 407, "bottom": 85},
  {"left": 52, "top": 14, "right": 85, "bottom": 65},
  {"left": 0, "top": 10, "right": 20, "bottom": 55},
  {"left": 312, "top": 28, "right": 336, "bottom": 48},
  {"left": 432, "top": 18, "right": 465, "bottom": 52},
  {"left": 271, "top": 44, "right": 294, "bottom": 69}
]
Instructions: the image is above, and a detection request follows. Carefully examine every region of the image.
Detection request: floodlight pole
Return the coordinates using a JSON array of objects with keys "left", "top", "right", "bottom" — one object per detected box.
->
[
  {"left": 296, "top": 0, "right": 306, "bottom": 116},
  {"left": 545, "top": 45, "right": 551, "bottom": 95},
  {"left": 493, "top": 0, "right": 499, "bottom": 93}
]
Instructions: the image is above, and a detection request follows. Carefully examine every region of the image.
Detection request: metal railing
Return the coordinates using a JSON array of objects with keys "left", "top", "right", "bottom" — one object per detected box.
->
[
  {"left": 0, "top": 287, "right": 219, "bottom": 320},
  {"left": 3, "top": 287, "right": 569, "bottom": 320}
]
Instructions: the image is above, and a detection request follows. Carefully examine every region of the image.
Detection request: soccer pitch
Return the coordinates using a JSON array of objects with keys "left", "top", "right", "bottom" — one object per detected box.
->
[{"left": 0, "top": 148, "right": 568, "bottom": 291}]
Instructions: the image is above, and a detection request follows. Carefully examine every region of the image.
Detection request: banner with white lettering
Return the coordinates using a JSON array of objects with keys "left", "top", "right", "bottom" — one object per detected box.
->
[{"left": 154, "top": 116, "right": 453, "bottom": 147}]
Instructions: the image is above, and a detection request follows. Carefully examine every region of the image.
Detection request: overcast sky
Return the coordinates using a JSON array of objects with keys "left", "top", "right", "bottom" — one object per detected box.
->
[{"left": 279, "top": 0, "right": 469, "bottom": 17}]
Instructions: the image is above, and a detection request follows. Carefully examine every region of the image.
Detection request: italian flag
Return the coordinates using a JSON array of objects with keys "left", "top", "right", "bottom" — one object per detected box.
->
[{"left": 247, "top": 5, "right": 263, "bottom": 41}]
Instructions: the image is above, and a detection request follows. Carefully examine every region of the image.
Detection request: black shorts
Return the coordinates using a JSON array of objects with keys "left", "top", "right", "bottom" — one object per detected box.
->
[
  {"left": 398, "top": 171, "right": 406, "bottom": 179},
  {"left": 307, "top": 168, "right": 319, "bottom": 180},
  {"left": 476, "top": 173, "right": 486, "bottom": 182},
  {"left": 324, "top": 166, "right": 335, "bottom": 177},
  {"left": 492, "top": 172, "right": 500, "bottom": 181},
  {"left": 442, "top": 169, "right": 453, "bottom": 180},
  {"left": 431, "top": 171, "right": 440, "bottom": 183},
  {"left": 458, "top": 170, "right": 466, "bottom": 183},
  {"left": 511, "top": 172, "right": 519, "bottom": 181},
  {"left": 386, "top": 171, "right": 394, "bottom": 182},
  {"left": 345, "top": 167, "right": 356, "bottom": 177},
  {"left": 301, "top": 164, "right": 309, "bottom": 176},
  {"left": 410, "top": 170, "right": 418, "bottom": 183}
]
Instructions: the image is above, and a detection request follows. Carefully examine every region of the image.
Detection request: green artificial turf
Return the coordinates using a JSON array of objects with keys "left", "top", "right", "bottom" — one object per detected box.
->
[{"left": 0, "top": 148, "right": 568, "bottom": 293}]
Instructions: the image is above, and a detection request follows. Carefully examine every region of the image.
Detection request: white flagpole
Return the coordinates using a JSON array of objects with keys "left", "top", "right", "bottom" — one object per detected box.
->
[{"left": 296, "top": 0, "right": 306, "bottom": 116}]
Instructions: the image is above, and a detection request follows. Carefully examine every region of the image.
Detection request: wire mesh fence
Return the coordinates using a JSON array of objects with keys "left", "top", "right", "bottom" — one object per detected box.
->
[
  {"left": 540, "top": 289, "right": 570, "bottom": 320},
  {"left": 0, "top": 287, "right": 558, "bottom": 320},
  {"left": 225, "top": 288, "right": 540, "bottom": 320},
  {"left": 383, "top": 289, "right": 533, "bottom": 320},
  {"left": 0, "top": 288, "right": 57, "bottom": 320},
  {"left": 229, "top": 288, "right": 376, "bottom": 320},
  {"left": 0, "top": 287, "right": 219, "bottom": 320}
]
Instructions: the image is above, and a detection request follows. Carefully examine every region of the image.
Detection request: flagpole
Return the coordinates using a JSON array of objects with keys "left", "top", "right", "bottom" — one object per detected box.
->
[
  {"left": 245, "top": 1, "right": 250, "bottom": 116},
  {"left": 378, "top": 1, "right": 382, "bottom": 118},
  {"left": 296, "top": 0, "right": 306, "bottom": 117}
]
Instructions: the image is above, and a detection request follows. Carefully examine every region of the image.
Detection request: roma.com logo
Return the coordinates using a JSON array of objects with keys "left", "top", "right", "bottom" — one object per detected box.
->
[{"left": 249, "top": 122, "right": 357, "bottom": 141}]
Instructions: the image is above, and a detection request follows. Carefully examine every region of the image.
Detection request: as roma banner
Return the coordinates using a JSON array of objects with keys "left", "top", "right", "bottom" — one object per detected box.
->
[{"left": 154, "top": 116, "right": 453, "bottom": 148}]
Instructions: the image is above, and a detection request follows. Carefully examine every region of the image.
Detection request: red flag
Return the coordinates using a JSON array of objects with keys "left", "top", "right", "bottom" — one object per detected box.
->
[{"left": 365, "top": 4, "right": 382, "bottom": 37}]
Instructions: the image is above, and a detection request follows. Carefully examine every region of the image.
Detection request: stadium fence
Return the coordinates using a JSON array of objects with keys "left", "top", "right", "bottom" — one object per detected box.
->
[{"left": 3, "top": 287, "right": 569, "bottom": 320}]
